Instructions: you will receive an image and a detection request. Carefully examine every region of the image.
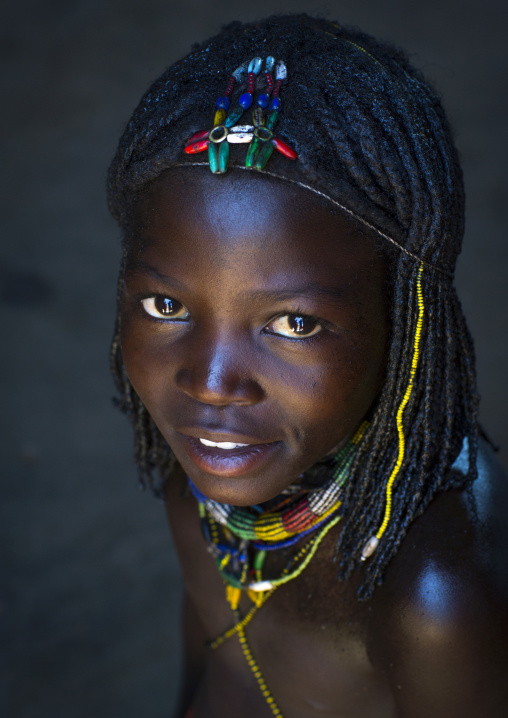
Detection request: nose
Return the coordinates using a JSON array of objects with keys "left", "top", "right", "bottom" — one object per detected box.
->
[{"left": 174, "top": 331, "right": 265, "bottom": 407}]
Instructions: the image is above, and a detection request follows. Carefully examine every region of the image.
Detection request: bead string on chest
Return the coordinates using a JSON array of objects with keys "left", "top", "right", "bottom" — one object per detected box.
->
[{"left": 189, "top": 422, "right": 367, "bottom": 717}]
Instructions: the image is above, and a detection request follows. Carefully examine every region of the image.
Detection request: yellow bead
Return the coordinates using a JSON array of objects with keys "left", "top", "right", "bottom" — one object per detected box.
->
[
  {"left": 214, "top": 109, "right": 226, "bottom": 126},
  {"left": 226, "top": 586, "right": 241, "bottom": 610}
]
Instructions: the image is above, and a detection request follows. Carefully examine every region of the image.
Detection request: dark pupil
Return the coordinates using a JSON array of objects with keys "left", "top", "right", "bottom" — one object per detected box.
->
[
  {"left": 155, "top": 296, "right": 177, "bottom": 315},
  {"left": 289, "top": 315, "right": 316, "bottom": 334}
]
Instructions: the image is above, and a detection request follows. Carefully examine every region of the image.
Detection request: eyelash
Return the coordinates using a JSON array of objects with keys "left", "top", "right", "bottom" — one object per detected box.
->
[
  {"left": 140, "top": 295, "right": 190, "bottom": 321},
  {"left": 139, "top": 295, "right": 327, "bottom": 340},
  {"left": 264, "top": 309, "right": 324, "bottom": 340}
]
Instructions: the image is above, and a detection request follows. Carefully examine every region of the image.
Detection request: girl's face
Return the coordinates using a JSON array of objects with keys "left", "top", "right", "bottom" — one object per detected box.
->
[{"left": 121, "top": 169, "right": 389, "bottom": 506}]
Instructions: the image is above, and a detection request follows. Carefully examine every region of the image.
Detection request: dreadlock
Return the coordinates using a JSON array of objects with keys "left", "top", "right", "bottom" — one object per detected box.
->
[{"left": 107, "top": 14, "right": 479, "bottom": 599}]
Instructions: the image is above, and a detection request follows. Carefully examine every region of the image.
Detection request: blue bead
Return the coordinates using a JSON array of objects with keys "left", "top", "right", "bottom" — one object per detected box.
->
[
  {"left": 257, "top": 93, "right": 269, "bottom": 108},
  {"left": 269, "top": 96, "right": 281, "bottom": 111},
  {"left": 216, "top": 96, "right": 230, "bottom": 110},
  {"left": 248, "top": 57, "right": 263, "bottom": 75},
  {"left": 265, "top": 56, "right": 275, "bottom": 72},
  {"left": 239, "top": 92, "right": 253, "bottom": 109}
]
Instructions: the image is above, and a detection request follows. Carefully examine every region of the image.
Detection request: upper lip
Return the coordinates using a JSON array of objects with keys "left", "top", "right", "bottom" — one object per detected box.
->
[{"left": 176, "top": 426, "right": 279, "bottom": 445}]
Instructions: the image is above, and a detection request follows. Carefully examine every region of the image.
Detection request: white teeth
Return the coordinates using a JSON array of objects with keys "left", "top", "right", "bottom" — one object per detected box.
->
[{"left": 199, "top": 438, "right": 249, "bottom": 450}]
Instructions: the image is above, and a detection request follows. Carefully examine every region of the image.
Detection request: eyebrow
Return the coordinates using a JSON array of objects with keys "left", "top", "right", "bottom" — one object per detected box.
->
[
  {"left": 245, "top": 286, "right": 346, "bottom": 304},
  {"left": 126, "top": 261, "right": 346, "bottom": 304},
  {"left": 125, "top": 260, "right": 188, "bottom": 291}
]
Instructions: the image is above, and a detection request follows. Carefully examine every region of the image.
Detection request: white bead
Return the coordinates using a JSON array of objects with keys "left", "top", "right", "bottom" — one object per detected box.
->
[
  {"left": 232, "top": 62, "right": 248, "bottom": 81},
  {"left": 227, "top": 132, "right": 253, "bottom": 144},
  {"left": 361, "top": 536, "right": 379, "bottom": 561},
  {"left": 230, "top": 124, "right": 254, "bottom": 133},
  {"left": 275, "top": 60, "right": 287, "bottom": 80},
  {"left": 248, "top": 580, "right": 273, "bottom": 591},
  {"left": 248, "top": 57, "right": 263, "bottom": 75}
]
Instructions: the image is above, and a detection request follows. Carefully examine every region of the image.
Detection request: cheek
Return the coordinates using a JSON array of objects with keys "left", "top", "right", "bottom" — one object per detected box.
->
[
  {"left": 120, "top": 313, "right": 167, "bottom": 410},
  {"left": 271, "top": 334, "right": 386, "bottom": 451},
  {"left": 119, "top": 299, "right": 387, "bottom": 464}
]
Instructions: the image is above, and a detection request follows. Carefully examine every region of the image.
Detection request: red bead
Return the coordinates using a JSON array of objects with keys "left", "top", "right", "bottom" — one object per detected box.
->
[
  {"left": 265, "top": 72, "right": 273, "bottom": 92},
  {"left": 225, "top": 76, "right": 235, "bottom": 96},
  {"left": 185, "top": 139, "right": 209, "bottom": 154},
  {"left": 272, "top": 137, "right": 297, "bottom": 160},
  {"left": 272, "top": 79, "right": 283, "bottom": 98},
  {"left": 247, "top": 72, "right": 255, "bottom": 94},
  {"left": 185, "top": 129, "right": 209, "bottom": 145},
  {"left": 282, "top": 503, "right": 314, "bottom": 532}
]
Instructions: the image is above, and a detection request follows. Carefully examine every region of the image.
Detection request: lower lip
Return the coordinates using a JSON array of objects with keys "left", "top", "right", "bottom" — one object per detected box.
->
[{"left": 181, "top": 435, "right": 281, "bottom": 478}]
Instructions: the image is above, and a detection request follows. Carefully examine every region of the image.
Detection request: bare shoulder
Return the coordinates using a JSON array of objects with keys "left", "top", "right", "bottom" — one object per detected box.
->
[{"left": 367, "top": 439, "right": 508, "bottom": 718}]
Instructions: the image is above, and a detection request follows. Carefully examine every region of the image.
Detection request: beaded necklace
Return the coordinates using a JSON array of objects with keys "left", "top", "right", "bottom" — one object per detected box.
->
[{"left": 191, "top": 423, "right": 367, "bottom": 717}]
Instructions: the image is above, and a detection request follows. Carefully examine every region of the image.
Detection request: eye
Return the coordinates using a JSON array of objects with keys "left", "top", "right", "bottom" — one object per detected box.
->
[
  {"left": 265, "top": 313, "right": 322, "bottom": 339},
  {"left": 141, "top": 296, "right": 190, "bottom": 320}
]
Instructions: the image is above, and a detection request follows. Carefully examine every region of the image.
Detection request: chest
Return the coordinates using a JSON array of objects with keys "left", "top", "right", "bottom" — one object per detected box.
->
[{"left": 166, "top": 473, "right": 395, "bottom": 717}]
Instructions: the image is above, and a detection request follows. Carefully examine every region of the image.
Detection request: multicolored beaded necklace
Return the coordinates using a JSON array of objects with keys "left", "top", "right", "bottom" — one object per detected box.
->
[{"left": 190, "top": 422, "right": 367, "bottom": 717}]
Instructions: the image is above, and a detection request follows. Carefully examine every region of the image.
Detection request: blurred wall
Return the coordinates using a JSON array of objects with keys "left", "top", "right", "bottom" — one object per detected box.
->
[{"left": 1, "top": 1, "right": 507, "bottom": 717}]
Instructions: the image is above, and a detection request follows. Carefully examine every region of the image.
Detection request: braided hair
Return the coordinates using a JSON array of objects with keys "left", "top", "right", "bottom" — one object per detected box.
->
[{"left": 107, "top": 14, "right": 479, "bottom": 599}]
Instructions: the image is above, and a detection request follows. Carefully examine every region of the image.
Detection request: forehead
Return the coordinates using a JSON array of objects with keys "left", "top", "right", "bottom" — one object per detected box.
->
[{"left": 131, "top": 168, "right": 387, "bottom": 282}]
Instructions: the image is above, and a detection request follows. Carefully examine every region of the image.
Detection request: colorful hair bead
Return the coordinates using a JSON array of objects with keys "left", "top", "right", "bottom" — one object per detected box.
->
[
  {"left": 183, "top": 56, "right": 297, "bottom": 173},
  {"left": 209, "top": 125, "right": 228, "bottom": 143},
  {"left": 213, "top": 108, "right": 226, "bottom": 127},
  {"left": 265, "top": 56, "right": 275, "bottom": 86},
  {"left": 252, "top": 106, "right": 265, "bottom": 128},
  {"left": 185, "top": 138, "right": 209, "bottom": 154},
  {"left": 216, "top": 96, "right": 231, "bottom": 110},
  {"left": 185, "top": 129, "right": 210, "bottom": 145},
  {"left": 208, "top": 142, "right": 219, "bottom": 173},
  {"left": 224, "top": 106, "right": 244, "bottom": 128},
  {"left": 227, "top": 131, "right": 254, "bottom": 143},
  {"left": 272, "top": 137, "right": 297, "bottom": 159},
  {"left": 257, "top": 94, "right": 269, "bottom": 109},
  {"left": 238, "top": 56, "right": 262, "bottom": 109},
  {"left": 256, "top": 56, "right": 275, "bottom": 109},
  {"left": 269, "top": 96, "right": 281, "bottom": 111},
  {"left": 269, "top": 61, "right": 286, "bottom": 111}
]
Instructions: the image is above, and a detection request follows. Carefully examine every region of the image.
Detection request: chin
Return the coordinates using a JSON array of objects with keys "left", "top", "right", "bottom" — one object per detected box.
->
[{"left": 186, "top": 467, "right": 299, "bottom": 507}]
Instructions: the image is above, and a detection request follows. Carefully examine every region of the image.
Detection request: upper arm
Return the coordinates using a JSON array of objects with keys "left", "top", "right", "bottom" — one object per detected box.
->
[
  {"left": 372, "top": 562, "right": 508, "bottom": 718},
  {"left": 369, "top": 451, "right": 508, "bottom": 718}
]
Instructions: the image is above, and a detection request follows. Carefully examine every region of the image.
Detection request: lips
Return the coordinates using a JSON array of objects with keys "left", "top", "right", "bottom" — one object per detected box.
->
[{"left": 178, "top": 432, "right": 281, "bottom": 478}]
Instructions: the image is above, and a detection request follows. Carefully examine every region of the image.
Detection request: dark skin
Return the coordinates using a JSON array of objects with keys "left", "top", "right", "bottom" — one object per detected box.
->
[{"left": 121, "top": 168, "right": 508, "bottom": 718}]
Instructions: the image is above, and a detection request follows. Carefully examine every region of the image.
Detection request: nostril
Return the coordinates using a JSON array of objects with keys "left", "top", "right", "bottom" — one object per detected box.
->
[{"left": 175, "top": 365, "right": 264, "bottom": 406}]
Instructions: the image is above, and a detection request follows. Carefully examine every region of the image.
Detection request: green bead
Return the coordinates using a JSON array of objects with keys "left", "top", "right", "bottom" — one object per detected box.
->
[
  {"left": 255, "top": 141, "right": 274, "bottom": 170},
  {"left": 266, "top": 110, "right": 279, "bottom": 131},
  {"left": 225, "top": 106, "right": 244, "bottom": 128},
  {"left": 208, "top": 142, "right": 219, "bottom": 173},
  {"left": 245, "top": 137, "right": 261, "bottom": 168},
  {"left": 218, "top": 139, "right": 230, "bottom": 173},
  {"left": 254, "top": 550, "right": 267, "bottom": 571}
]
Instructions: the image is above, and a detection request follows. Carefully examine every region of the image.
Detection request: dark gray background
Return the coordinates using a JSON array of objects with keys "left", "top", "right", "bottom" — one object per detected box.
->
[{"left": 1, "top": 1, "right": 507, "bottom": 717}]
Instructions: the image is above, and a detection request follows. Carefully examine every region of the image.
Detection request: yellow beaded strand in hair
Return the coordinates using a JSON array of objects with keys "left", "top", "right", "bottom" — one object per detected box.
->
[{"left": 362, "top": 263, "right": 425, "bottom": 560}]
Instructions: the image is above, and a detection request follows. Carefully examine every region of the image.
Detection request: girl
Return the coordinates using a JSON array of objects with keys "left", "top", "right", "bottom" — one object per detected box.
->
[{"left": 107, "top": 14, "right": 508, "bottom": 718}]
